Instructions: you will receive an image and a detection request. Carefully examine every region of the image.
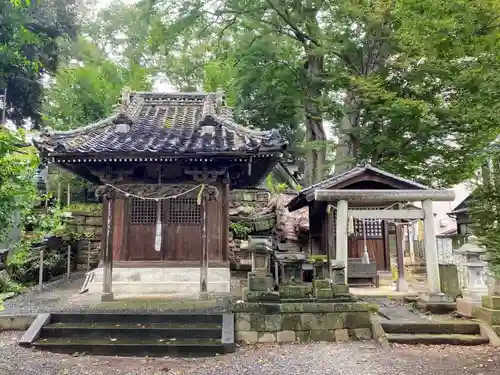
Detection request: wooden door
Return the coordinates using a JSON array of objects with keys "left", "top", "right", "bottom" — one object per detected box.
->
[
  {"left": 127, "top": 198, "right": 163, "bottom": 261},
  {"left": 163, "top": 197, "right": 203, "bottom": 262}
]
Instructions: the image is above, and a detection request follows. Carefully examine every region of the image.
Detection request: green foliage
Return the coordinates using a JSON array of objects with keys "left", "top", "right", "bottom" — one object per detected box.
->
[
  {"left": 0, "top": 0, "right": 79, "bottom": 127},
  {"left": 470, "top": 155, "right": 500, "bottom": 278},
  {"left": 0, "top": 130, "right": 38, "bottom": 243},
  {"left": 140, "top": 0, "right": 500, "bottom": 187},
  {"left": 265, "top": 175, "right": 288, "bottom": 195},
  {"left": 64, "top": 202, "right": 101, "bottom": 213},
  {"left": 229, "top": 221, "right": 252, "bottom": 239},
  {"left": 43, "top": 38, "right": 151, "bottom": 130}
]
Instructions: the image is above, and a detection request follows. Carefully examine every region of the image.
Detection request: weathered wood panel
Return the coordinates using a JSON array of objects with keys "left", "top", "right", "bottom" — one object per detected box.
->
[
  {"left": 348, "top": 238, "right": 386, "bottom": 271},
  {"left": 206, "top": 196, "right": 223, "bottom": 261},
  {"left": 112, "top": 198, "right": 125, "bottom": 261},
  {"left": 128, "top": 224, "right": 162, "bottom": 261}
]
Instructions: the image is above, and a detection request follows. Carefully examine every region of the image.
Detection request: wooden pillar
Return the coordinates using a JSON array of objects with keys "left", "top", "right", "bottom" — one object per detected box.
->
[
  {"left": 101, "top": 196, "right": 115, "bottom": 302},
  {"left": 423, "top": 200, "right": 441, "bottom": 294},
  {"left": 335, "top": 200, "right": 348, "bottom": 284},
  {"left": 200, "top": 195, "right": 208, "bottom": 292},
  {"left": 221, "top": 183, "right": 229, "bottom": 262}
]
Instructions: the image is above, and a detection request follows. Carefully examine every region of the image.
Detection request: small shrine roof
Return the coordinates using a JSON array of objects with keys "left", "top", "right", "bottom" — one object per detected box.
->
[
  {"left": 34, "top": 90, "right": 286, "bottom": 158},
  {"left": 287, "top": 164, "right": 430, "bottom": 211}
]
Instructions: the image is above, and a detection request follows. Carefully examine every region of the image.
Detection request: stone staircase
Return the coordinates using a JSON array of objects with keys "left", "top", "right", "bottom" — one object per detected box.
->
[
  {"left": 381, "top": 321, "right": 489, "bottom": 346},
  {"left": 21, "top": 313, "right": 235, "bottom": 357}
]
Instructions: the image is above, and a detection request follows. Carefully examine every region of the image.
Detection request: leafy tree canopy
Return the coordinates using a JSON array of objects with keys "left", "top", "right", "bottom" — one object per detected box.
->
[{"left": 0, "top": 0, "right": 79, "bottom": 127}]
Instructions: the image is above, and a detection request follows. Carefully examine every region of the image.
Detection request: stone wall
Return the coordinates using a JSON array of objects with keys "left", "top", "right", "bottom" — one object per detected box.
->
[
  {"left": 234, "top": 302, "right": 373, "bottom": 343},
  {"left": 67, "top": 211, "right": 102, "bottom": 270}
]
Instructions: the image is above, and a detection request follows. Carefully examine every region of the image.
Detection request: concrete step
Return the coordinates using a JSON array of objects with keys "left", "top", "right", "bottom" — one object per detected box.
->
[
  {"left": 381, "top": 321, "right": 480, "bottom": 335},
  {"left": 386, "top": 333, "right": 489, "bottom": 346},
  {"left": 41, "top": 322, "right": 222, "bottom": 339},
  {"left": 24, "top": 313, "right": 234, "bottom": 357},
  {"left": 50, "top": 313, "right": 222, "bottom": 325},
  {"left": 32, "top": 337, "right": 229, "bottom": 357}
]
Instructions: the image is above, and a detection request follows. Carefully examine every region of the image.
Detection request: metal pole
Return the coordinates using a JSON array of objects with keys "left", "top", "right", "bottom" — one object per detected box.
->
[
  {"left": 87, "top": 240, "right": 92, "bottom": 272},
  {"left": 38, "top": 249, "right": 44, "bottom": 292},
  {"left": 66, "top": 245, "right": 71, "bottom": 280}
]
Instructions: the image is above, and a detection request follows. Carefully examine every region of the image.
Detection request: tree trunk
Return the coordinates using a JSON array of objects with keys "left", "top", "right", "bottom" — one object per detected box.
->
[
  {"left": 335, "top": 92, "right": 358, "bottom": 173},
  {"left": 304, "top": 52, "right": 327, "bottom": 186}
]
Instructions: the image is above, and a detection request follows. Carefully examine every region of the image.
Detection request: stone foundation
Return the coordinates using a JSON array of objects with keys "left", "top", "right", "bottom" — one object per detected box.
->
[
  {"left": 88, "top": 267, "right": 231, "bottom": 294},
  {"left": 233, "top": 302, "right": 373, "bottom": 343}
]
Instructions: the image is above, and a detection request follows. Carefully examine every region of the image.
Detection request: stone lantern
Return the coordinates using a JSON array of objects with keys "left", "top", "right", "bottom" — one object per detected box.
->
[{"left": 455, "top": 235, "right": 488, "bottom": 317}]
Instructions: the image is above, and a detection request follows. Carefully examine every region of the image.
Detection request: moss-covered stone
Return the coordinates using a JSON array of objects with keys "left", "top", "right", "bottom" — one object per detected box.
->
[
  {"left": 476, "top": 306, "right": 500, "bottom": 325},
  {"left": 310, "top": 329, "right": 335, "bottom": 342},
  {"left": 280, "top": 284, "right": 312, "bottom": 299},
  {"left": 232, "top": 302, "right": 281, "bottom": 314},
  {"left": 343, "top": 311, "right": 372, "bottom": 329},
  {"left": 482, "top": 296, "right": 500, "bottom": 310},
  {"left": 295, "top": 330, "right": 310, "bottom": 343},
  {"left": 236, "top": 331, "right": 258, "bottom": 343},
  {"left": 335, "top": 329, "right": 350, "bottom": 342},
  {"left": 331, "top": 284, "right": 349, "bottom": 294},
  {"left": 326, "top": 313, "right": 345, "bottom": 330},
  {"left": 281, "top": 314, "right": 302, "bottom": 331},
  {"left": 235, "top": 314, "right": 251, "bottom": 331},
  {"left": 245, "top": 290, "right": 280, "bottom": 303},
  {"left": 315, "top": 288, "right": 334, "bottom": 299},
  {"left": 248, "top": 276, "right": 274, "bottom": 291},
  {"left": 300, "top": 313, "right": 328, "bottom": 330},
  {"left": 250, "top": 314, "right": 282, "bottom": 332},
  {"left": 313, "top": 279, "right": 330, "bottom": 290},
  {"left": 349, "top": 328, "right": 373, "bottom": 340}
]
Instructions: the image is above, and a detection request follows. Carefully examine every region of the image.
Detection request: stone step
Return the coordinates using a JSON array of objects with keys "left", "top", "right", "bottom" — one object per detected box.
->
[
  {"left": 50, "top": 313, "right": 222, "bottom": 325},
  {"left": 32, "top": 337, "right": 229, "bottom": 357},
  {"left": 381, "top": 321, "right": 480, "bottom": 335},
  {"left": 23, "top": 313, "right": 235, "bottom": 357},
  {"left": 41, "top": 322, "right": 222, "bottom": 339},
  {"left": 386, "top": 333, "right": 489, "bottom": 346}
]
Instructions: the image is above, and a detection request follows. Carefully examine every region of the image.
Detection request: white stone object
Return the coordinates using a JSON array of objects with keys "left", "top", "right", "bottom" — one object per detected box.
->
[
  {"left": 455, "top": 235, "right": 488, "bottom": 303},
  {"left": 335, "top": 200, "right": 349, "bottom": 284}
]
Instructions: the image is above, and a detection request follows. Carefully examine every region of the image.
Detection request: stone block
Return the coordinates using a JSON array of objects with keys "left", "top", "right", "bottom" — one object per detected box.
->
[
  {"left": 335, "top": 329, "right": 350, "bottom": 342},
  {"left": 232, "top": 302, "right": 281, "bottom": 314},
  {"left": 331, "top": 284, "right": 349, "bottom": 294},
  {"left": 343, "top": 311, "right": 371, "bottom": 329},
  {"left": 236, "top": 331, "right": 258, "bottom": 344},
  {"left": 280, "top": 285, "right": 312, "bottom": 299},
  {"left": 257, "top": 332, "right": 276, "bottom": 343},
  {"left": 325, "top": 313, "right": 345, "bottom": 330},
  {"left": 476, "top": 306, "right": 500, "bottom": 326},
  {"left": 310, "top": 330, "right": 335, "bottom": 342},
  {"left": 85, "top": 216, "right": 102, "bottom": 226},
  {"left": 277, "top": 330, "right": 296, "bottom": 343},
  {"left": 482, "top": 296, "right": 500, "bottom": 310},
  {"left": 245, "top": 290, "right": 280, "bottom": 303},
  {"left": 235, "top": 314, "right": 251, "bottom": 331},
  {"left": 248, "top": 275, "right": 274, "bottom": 291},
  {"left": 250, "top": 314, "right": 282, "bottom": 332},
  {"left": 456, "top": 298, "right": 481, "bottom": 318},
  {"left": 281, "top": 314, "right": 301, "bottom": 331},
  {"left": 315, "top": 288, "right": 334, "bottom": 299},
  {"left": 295, "top": 330, "right": 310, "bottom": 343},
  {"left": 300, "top": 313, "right": 328, "bottom": 330},
  {"left": 313, "top": 279, "right": 330, "bottom": 289},
  {"left": 350, "top": 328, "right": 373, "bottom": 340}
]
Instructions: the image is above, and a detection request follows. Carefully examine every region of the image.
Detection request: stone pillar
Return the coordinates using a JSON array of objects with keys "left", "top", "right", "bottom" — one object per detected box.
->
[
  {"left": 422, "top": 200, "right": 440, "bottom": 294},
  {"left": 335, "top": 200, "right": 348, "bottom": 284},
  {"left": 455, "top": 236, "right": 488, "bottom": 317},
  {"left": 101, "top": 196, "right": 114, "bottom": 302}
]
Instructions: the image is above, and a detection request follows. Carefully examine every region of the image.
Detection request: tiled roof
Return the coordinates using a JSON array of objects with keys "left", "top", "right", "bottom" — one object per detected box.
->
[
  {"left": 34, "top": 91, "right": 286, "bottom": 156},
  {"left": 287, "top": 164, "right": 430, "bottom": 211}
]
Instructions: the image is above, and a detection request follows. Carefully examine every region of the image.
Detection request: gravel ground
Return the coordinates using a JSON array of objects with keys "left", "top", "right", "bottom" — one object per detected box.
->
[{"left": 1, "top": 332, "right": 500, "bottom": 375}]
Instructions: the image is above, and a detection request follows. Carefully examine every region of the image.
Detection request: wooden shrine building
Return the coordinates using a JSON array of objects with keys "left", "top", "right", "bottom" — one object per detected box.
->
[
  {"left": 286, "top": 164, "right": 455, "bottom": 291},
  {"left": 34, "top": 89, "right": 286, "bottom": 299}
]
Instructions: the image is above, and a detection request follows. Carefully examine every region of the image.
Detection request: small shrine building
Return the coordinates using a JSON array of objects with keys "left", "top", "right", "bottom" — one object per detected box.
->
[{"left": 34, "top": 89, "right": 287, "bottom": 300}]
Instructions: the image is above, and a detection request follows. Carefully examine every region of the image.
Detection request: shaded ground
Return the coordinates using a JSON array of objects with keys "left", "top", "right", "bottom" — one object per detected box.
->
[{"left": 0, "top": 332, "right": 499, "bottom": 375}]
